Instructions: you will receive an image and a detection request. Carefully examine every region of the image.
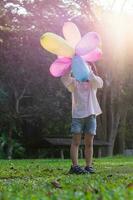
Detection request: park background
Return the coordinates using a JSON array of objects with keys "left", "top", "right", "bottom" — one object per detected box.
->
[{"left": 0, "top": 0, "right": 133, "bottom": 159}]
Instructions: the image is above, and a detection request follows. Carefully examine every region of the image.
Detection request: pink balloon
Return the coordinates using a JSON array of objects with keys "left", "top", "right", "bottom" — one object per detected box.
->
[
  {"left": 82, "top": 48, "right": 102, "bottom": 62},
  {"left": 76, "top": 32, "right": 101, "bottom": 56},
  {"left": 63, "top": 22, "right": 81, "bottom": 48},
  {"left": 57, "top": 56, "right": 71, "bottom": 62},
  {"left": 50, "top": 57, "right": 72, "bottom": 77}
]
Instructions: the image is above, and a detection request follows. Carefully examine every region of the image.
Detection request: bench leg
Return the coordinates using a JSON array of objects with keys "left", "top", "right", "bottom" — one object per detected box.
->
[
  {"left": 60, "top": 149, "right": 64, "bottom": 159},
  {"left": 80, "top": 148, "right": 83, "bottom": 159},
  {"left": 98, "top": 147, "right": 102, "bottom": 157}
]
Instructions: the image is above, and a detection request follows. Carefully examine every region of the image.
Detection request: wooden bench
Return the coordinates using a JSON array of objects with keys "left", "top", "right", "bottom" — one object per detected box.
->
[{"left": 43, "top": 136, "right": 111, "bottom": 158}]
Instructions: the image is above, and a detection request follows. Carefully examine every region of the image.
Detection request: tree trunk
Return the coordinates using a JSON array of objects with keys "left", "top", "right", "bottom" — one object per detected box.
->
[
  {"left": 101, "top": 80, "right": 108, "bottom": 140},
  {"left": 8, "top": 129, "right": 13, "bottom": 160},
  {"left": 106, "top": 83, "right": 121, "bottom": 156},
  {"left": 15, "top": 87, "right": 26, "bottom": 114},
  {"left": 107, "top": 113, "right": 121, "bottom": 156},
  {"left": 116, "top": 109, "right": 127, "bottom": 154}
]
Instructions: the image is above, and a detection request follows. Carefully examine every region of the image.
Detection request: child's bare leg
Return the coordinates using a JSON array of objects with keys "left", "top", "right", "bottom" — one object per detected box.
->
[
  {"left": 70, "top": 134, "right": 81, "bottom": 166},
  {"left": 84, "top": 134, "right": 94, "bottom": 167}
]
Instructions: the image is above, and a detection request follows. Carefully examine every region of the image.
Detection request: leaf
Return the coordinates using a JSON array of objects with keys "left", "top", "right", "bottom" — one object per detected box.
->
[
  {"left": 126, "top": 183, "right": 133, "bottom": 189},
  {"left": 51, "top": 180, "right": 62, "bottom": 189},
  {"left": 107, "top": 174, "right": 113, "bottom": 178}
]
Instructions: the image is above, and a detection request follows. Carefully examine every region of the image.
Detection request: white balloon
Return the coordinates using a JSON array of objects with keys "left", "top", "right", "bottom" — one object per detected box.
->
[{"left": 63, "top": 22, "right": 81, "bottom": 48}]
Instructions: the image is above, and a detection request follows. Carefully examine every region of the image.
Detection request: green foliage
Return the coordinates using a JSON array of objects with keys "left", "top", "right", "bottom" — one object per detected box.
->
[
  {"left": 0, "top": 132, "right": 25, "bottom": 159},
  {"left": 0, "top": 156, "right": 133, "bottom": 199},
  {"left": 0, "top": 132, "right": 8, "bottom": 159},
  {"left": 0, "top": 88, "right": 8, "bottom": 103},
  {"left": 11, "top": 139, "right": 25, "bottom": 159}
]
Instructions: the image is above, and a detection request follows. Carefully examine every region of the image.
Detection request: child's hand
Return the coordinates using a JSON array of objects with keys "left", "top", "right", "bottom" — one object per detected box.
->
[{"left": 67, "top": 84, "right": 75, "bottom": 93}]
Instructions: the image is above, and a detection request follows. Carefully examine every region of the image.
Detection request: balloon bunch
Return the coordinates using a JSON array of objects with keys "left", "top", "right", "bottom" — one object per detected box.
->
[{"left": 40, "top": 22, "right": 102, "bottom": 81}]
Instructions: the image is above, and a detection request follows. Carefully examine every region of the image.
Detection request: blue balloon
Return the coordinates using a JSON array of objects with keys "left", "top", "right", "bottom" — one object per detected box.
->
[{"left": 72, "top": 55, "right": 90, "bottom": 81}]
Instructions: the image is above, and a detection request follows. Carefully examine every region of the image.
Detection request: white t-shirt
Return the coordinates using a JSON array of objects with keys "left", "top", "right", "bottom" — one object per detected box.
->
[{"left": 61, "top": 69, "right": 103, "bottom": 118}]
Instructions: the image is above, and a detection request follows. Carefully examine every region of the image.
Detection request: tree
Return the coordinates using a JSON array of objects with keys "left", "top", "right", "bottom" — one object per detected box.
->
[
  {"left": 92, "top": 3, "right": 133, "bottom": 155},
  {"left": 0, "top": 0, "right": 133, "bottom": 158}
]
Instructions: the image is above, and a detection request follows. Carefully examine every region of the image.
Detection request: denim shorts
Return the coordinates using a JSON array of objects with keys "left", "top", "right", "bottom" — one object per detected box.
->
[{"left": 71, "top": 115, "right": 97, "bottom": 135}]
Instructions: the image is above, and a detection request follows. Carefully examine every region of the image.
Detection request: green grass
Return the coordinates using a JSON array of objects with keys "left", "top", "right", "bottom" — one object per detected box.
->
[{"left": 0, "top": 156, "right": 133, "bottom": 200}]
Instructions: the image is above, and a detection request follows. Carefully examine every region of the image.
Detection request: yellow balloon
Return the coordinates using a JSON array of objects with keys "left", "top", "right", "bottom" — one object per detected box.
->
[{"left": 40, "top": 32, "right": 75, "bottom": 57}]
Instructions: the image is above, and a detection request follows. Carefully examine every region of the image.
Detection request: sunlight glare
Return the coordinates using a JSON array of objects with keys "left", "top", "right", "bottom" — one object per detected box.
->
[{"left": 99, "top": 0, "right": 133, "bottom": 15}]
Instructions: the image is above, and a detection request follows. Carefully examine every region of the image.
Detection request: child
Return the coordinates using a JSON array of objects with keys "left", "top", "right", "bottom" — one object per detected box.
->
[{"left": 61, "top": 63, "right": 103, "bottom": 174}]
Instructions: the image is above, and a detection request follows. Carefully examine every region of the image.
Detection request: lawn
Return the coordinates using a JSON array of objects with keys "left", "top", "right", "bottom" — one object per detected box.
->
[{"left": 0, "top": 156, "right": 133, "bottom": 200}]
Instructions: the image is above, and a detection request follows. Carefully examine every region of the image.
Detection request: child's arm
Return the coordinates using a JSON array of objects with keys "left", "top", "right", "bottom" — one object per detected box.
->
[
  {"left": 88, "top": 70, "right": 103, "bottom": 89},
  {"left": 61, "top": 72, "right": 76, "bottom": 92}
]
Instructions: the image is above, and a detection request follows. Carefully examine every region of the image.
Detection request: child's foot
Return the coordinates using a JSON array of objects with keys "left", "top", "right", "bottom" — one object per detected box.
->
[
  {"left": 69, "top": 165, "right": 89, "bottom": 174},
  {"left": 84, "top": 166, "right": 95, "bottom": 174}
]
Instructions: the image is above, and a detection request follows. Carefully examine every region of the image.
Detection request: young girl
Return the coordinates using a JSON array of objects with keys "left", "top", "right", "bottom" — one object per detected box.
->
[{"left": 61, "top": 63, "right": 103, "bottom": 174}]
